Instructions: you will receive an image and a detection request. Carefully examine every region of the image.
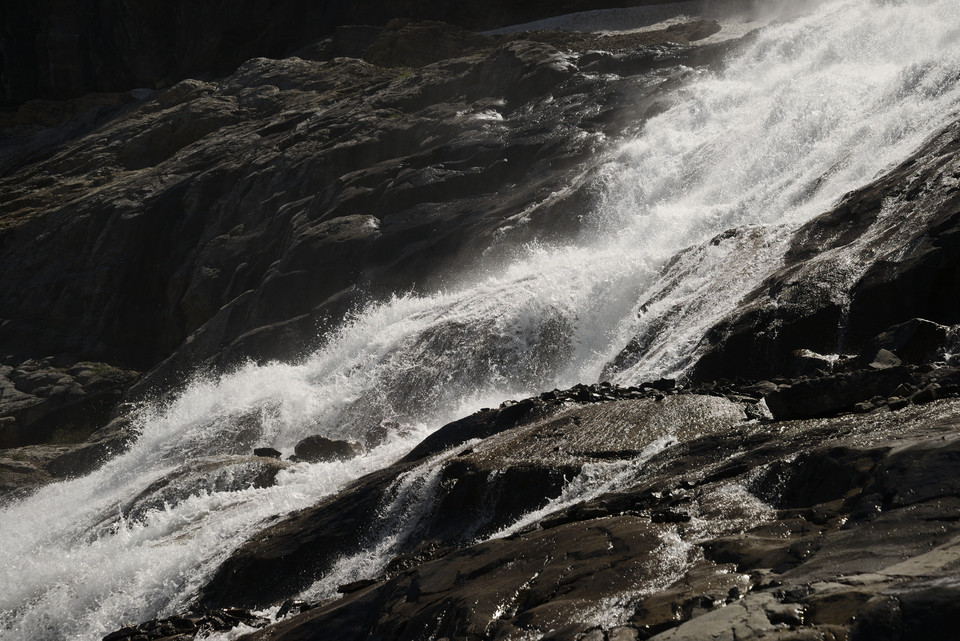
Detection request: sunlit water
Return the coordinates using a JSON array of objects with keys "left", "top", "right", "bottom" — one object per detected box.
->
[{"left": 3, "top": 1, "right": 960, "bottom": 638}]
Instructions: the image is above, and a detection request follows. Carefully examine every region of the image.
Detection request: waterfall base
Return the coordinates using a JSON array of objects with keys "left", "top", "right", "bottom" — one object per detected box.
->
[{"left": 114, "top": 357, "right": 960, "bottom": 641}]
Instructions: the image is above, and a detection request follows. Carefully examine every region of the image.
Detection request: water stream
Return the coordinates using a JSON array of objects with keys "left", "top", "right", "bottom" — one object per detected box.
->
[{"left": 3, "top": 1, "right": 960, "bottom": 638}]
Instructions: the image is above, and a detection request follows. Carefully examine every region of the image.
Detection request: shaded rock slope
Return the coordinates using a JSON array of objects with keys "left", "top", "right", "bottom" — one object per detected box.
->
[
  {"left": 0, "top": 17, "right": 731, "bottom": 495},
  {"left": 1, "top": 0, "right": 696, "bottom": 105},
  {"left": 0, "top": 20, "right": 726, "bottom": 379}
]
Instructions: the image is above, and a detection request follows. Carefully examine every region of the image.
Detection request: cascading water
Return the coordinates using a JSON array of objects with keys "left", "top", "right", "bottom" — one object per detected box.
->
[{"left": 3, "top": 1, "right": 960, "bottom": 638}]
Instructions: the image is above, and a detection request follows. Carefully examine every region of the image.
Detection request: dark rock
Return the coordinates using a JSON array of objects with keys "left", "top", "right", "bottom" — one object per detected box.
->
[
  {"left": 865, "top": 318, "right": 950, "bottom": 365},
  {"left": 337, "top": 579, "right": 377, "bottom": 594},
  {"left": 402, "top": 400, "right": 547, "bottom": 463},
  {"left": 293, "top": 435, "right": 362, "bottom": 463},
  {"left": 740, "top": 380, "right": 779, "bottom": 397},
  {"left": 253, "top": 447, "right": 282, "bottom": 459},
  {"left": 850, "top": 596, "right": 903, "bottom": 641},
  {"left": 102, "top": 625, "right": 139, "bottom": 641},
  {"left": 867, "top": 348, "right": 902, "bottom": 370},
  {"left": 789, "top": 349, "right": 839, "bottom": 377},
  {"left": 0, "top": 359, "right": 139, "bottom": 448},
  {"left": 230, "top": 396, "right": 960, "bottom": 640},
  {"left": 3, "top": 1, "right": 697, "bottom": 105},
  {"left": 764, "top": 367, "right": 912, "bottom": 420},
  {"left": 101, "top": 608, "right": 268, "bottom": 641},
  {"left": 1, "top": 24, "right": 725, "bottom": 404},
  {"left": 911, "top": 385, "right": 940, "bottom": 404},
  {"left": 45, "top": 416, "right": 137, "bottom": 478},
  {"left": 652, "top": 378, "right": 676, "bottom": 391},
  {"left": 887, "top": 397, "right": 910, "bottom": 411}
]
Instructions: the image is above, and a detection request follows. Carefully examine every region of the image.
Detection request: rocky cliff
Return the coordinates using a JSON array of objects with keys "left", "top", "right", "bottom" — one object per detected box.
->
[
  {"left": 3, "top": 3, "right": 960, "bottom": 641},
  {"left": 0, "top": 18, "right": 725, "bottom": 484},
  {"left": 0, "top": 0, "right": 690, "bottom": 105}
]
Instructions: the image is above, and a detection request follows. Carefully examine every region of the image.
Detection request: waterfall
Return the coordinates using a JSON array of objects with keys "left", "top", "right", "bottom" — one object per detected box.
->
[{"left": 3, "top": 1, "right": 960, "bottom": 638}]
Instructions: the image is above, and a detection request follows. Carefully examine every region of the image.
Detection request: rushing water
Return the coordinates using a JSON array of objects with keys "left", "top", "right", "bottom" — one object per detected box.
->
[{"left": 4, "top": 1, "right": 960, "bottom": 638}]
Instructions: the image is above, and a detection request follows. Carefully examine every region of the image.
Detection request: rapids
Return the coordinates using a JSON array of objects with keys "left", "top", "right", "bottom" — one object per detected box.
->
[{"left": 4, "top": 1, "right": 960, "bottom": 638}]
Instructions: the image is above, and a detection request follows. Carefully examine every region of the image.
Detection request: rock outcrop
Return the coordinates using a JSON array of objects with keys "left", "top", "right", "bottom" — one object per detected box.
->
[
  {"left": 1, "top": 0, "right": 694, "bottom": 105},
  {"left": 172, "top": 367, "right": 960, "bottom": 641},
  {"left": 0, "top": 21, "right": 730, "bottom": 396},
  {"left": 0, "top": 16, "right": 735, "bottom": 507},
  {"left": 0, "top": 356, "right": 138, "bottom": 448},
  {"left": 684, "top": 120, "right": 960, "bottom": 382}
]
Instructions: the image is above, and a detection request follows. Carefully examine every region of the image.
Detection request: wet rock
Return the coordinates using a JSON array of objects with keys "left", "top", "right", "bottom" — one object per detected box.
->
[
  {"left": 121, "top": 383, "right": 960, "bottom": 641},
  {"left": 253, "top": 447, "right": 282, "bottom": 459},
  {"left": 789, "top": 349, "right": 838, "bottom": 377},
  {"left": 101, "top": 607, "right": 268, "bottom": 641},
  {"left": 337, "top": 579, "right": 377, "bottom": 594},
  {"left": 651, "top": 378, "right": 676, "bottom": 391},
  {"left": 200, "top": 394, "right": 744, "bottom": 609},
  {"left": 867, "top": 348, "right": 902, "bottom": 370},
  {"left": 45, "top": 415, "right": 137, "bottom": 478},
  {"left": 111, "top": 455, "right": 290, "bottom": 526},
  {"left": 293, "top": 435, "right": 362, "bottom": 463},
  {"left": 683, "top": 119, "right": 960, "bottom": 382}
]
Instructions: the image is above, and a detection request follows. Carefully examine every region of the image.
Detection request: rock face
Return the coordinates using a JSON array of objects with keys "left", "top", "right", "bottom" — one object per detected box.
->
[
  {"left": 683, "top": 121, "right": 960, "bottom": 382},
  {"left": 184, "top": 374, "right": 960, "bottom": 641},
  {"left": 0, "top": 15, "right": 732, "bottom": 505},
  {"left": 199, "top": 393, "right": 747, "bottom": 609},
  {"left": 0, "top": 21, "right": 730, "bottom": 393},
  {"left": 0, "top": 356, "right": 138, "bottom": 448},
  {"left": 0, "top": 0, "right": 693, "bottom": 105}
]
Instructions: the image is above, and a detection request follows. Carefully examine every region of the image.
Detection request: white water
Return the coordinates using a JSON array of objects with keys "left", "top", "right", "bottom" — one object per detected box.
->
[{"left": 4, "top": 1, "right": 960, "bottom": 638}]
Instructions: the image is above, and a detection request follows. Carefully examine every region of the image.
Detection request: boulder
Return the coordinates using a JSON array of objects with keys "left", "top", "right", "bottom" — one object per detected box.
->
[
  {"left": 253, "top": 447, "right": 282, "bottom": 459},
  {"left": 862, "top": 318, "right": 952, "bottom": 365},
  {"left": 764, "top": 367, "right": 912, "bottom": 421},
  {"left": 293, "top": 435, "right": 363, "bottom": 463}
]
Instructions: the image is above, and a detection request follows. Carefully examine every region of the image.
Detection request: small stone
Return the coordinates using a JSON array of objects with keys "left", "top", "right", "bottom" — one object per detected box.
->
[
  {"left": 887, "top": 397, "right": 910, "bottom": 411},
  {"left": 868, "top": 348, "right": 902, "bottom": 370}
]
